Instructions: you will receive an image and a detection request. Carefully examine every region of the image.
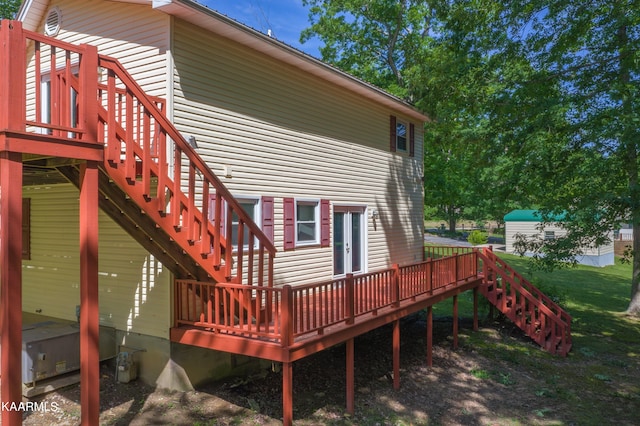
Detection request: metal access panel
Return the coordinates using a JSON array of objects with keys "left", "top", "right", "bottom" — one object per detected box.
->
[
  {"left": 22, "top": 321, "right": 81, "bottom": 385},
  {"left": 20, "top": 319, "right": 117, "bottom": 385}
]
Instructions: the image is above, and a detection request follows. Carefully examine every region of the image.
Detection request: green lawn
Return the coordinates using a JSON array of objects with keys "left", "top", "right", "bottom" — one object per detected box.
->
[{"left": 432, "top": 252, "right": 640, "bottom": 425}]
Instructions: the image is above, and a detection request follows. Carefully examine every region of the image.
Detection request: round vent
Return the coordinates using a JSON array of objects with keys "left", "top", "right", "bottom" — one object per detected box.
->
[{"left": 44, "top": 7, "right": 61, "bottom": 36}]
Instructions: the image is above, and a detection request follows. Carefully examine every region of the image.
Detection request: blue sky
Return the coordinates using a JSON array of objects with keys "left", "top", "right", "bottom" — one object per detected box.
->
[{"left": 201, "top": 0, "right": 322, "bottom": 58}]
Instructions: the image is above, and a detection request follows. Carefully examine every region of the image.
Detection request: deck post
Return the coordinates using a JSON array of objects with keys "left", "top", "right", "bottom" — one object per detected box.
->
[
  {"left": 452, "top": 295, "right": 459, "bottom": 349},
  {"left": 392, "top": 264, "right": 400, "bottom": 307},
  {"left": 80, "top": 161, "right": 100, "bottom": 425},
  {"left": 346, "top": 274, "right": 354, "bottom": 324},
  {"left": 0, "top": 152, "right": 23, "bottom": 426},
  {"left": 393, "top": 319, "right": 400, "bottom": 390},
  {"left": 426, "top": 306, "right": 433, "bottom": 367},
  {"left": 282, "top": 361, "right": 293, "bottom": 426},
  {"left": 0, "top": 20, "right": 26, "bottom": 133},
  {"left": 346, "top": 338, "right": 355, "bottom": 414},
  {"left": 473, "top": 287, "right": 479, "bottom": 331}
]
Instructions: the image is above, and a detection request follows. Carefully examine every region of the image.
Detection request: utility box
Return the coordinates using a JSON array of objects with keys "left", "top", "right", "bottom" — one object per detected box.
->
[
  {"left": 22, "top": 321, "right": 80, "bottom": 385},
  {"left": 17, "top": 318, "right": 117, "bottom": 386}
]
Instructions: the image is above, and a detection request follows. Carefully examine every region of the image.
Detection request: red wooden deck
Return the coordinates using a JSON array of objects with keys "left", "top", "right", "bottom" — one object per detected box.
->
[
  {"left": 171, "top": 251, "right": 481, "bottom": 361},
  {"left": 170, "top": 251, "right": 484, "bottom": 424}
]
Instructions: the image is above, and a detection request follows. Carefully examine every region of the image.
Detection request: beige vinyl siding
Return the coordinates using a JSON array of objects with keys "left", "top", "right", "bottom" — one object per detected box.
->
[
  {"left": 22, "top": 184, "right": 171, "bottom": 338},
  {"left": 31, "top": 0, "right": 170, "bottom": 99},
  {"left": 172, "top": 19, "right": 424, "bottom": 286}
]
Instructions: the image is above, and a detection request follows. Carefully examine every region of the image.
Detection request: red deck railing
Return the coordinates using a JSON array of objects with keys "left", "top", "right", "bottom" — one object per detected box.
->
[
  {"left": 174, "top": 251, "right": 481, "bottom": 346},
  {"left": 1, "top": 21, "right": 275, "bottom": 286}
]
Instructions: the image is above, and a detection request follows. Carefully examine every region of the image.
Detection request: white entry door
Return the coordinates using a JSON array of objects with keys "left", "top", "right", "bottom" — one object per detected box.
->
[{"left": 333, "top": 206, "right": 366, "bottom": 276}]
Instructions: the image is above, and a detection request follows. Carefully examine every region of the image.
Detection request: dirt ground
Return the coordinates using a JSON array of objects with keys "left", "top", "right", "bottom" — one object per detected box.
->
[{"left": 17, "top": 316, "right": 639, "bottom": 425}]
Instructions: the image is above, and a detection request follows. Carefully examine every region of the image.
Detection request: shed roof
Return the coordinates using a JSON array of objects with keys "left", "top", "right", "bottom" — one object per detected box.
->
[{"left": 504, "top": 210, "right": 566, "bottom": 222}]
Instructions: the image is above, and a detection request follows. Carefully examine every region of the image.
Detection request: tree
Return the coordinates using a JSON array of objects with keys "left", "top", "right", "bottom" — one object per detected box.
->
[
  {"left": 301, "top": 0, "right": 507, "bottom": 232},
  {"left": 0, "top": 0, "right": 20, "bottom": 20},
  {"left": 499, "top": 1, "right": 640, "bottom": 314},
  {"left": 302, "top": 0, "right": 640, "bottom": 315}
]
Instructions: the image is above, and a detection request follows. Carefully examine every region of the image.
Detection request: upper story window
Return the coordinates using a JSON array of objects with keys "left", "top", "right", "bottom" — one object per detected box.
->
[
  {"left": 395, "top": 121, "right": 408, "bottom": 152},
  {"left": 544, "top": 231, "right": 556, "bottom": 241},
  {"left": 390, "top": 115, "right": 415, "bottom": 157}
]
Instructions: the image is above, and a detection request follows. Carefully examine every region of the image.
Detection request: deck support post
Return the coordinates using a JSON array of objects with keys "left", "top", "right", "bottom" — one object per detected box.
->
[
  {"left": 346, "top": 338, "right": 355, "bottom": 414},
  {"left": 80, "top": 161, "right": 100, "bottom": 425},
  {"left": 393, "top": 319, "right": 400, "bottom": 390},
  {"left": 283, "top": 361, "right": 293, "bottom": 426},
  {"left": 0, "top": 152, "right": 23, "bottom": 426},
  {"left": 426, "top": 306, "right": 433, "bottom": 367},
  {"left": 453, "top": 295, "right": 459, "bottom": 349},
  {"left": 473, "top": 287, "right": 479, "bottom": 331}
]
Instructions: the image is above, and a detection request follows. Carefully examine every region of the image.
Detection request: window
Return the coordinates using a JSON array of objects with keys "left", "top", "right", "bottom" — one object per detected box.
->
[
  {"left": 232, "top": 198, "right": 260, "bottom": 248},
  {"left": 296, "top": 200, "right": 318, "bottom": 244},
  {"left": 209, "top": 195, "right": 274, "bottom": 249},
  {"left": 283, "top": 198, "right": 330, "bottom": 250},
  {"left": 40, "top": 67, "right": 79, "bottom": 136},
  {"left": 396, "top": 121, "right": 408, "bottom": 152},
  {"left": 389, "top": 115, "right": 415, "bottom": 156},
  {"left": 544, "top": 231, "right": 555, "bottom": 241}
]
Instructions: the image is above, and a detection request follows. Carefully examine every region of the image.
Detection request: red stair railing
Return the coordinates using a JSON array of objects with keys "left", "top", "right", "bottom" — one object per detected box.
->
[
  {"left": 478, "top": 247, "right": 572, "bottom": 356},
  {"left": 7, "top": 21, "right": 276, "bottom": 286}
]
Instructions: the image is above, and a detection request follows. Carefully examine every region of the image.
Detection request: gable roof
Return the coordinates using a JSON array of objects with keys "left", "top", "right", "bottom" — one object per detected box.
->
[{"left": 18, "top": 0, "right": 428, "bottom": 122}]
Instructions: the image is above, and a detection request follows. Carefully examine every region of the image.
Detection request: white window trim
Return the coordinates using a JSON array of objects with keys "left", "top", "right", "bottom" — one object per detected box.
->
[{"left": 295, "top": 198, "right": 320, "bottom": 247}]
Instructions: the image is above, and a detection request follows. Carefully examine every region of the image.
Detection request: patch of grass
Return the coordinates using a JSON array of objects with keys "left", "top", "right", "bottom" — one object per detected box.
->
[
  {"left": 448, "top": 254, "right": 640, "bottom": 425},
  {"left": 470, "top": 368, "right": 490, "bottom": 379}
]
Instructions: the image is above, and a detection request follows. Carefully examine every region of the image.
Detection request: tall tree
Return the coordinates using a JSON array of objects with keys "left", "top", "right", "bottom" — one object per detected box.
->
[
  {"left": 301, "top": 0, "right": 504, "bottom": 232},
  {"left": 0, "top": 0, "right": 20, "bottom": 20},
  {"left": 502, "top": 1, "right": 640, "bottom": 314}
]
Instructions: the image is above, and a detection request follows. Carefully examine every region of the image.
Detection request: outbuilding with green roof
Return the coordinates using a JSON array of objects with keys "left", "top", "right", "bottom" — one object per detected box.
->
[{"left": 504, "top": 209, "right": 614, "bottom": 267}]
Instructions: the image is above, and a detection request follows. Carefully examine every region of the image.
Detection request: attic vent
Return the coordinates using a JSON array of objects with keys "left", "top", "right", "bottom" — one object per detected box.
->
[{"left": 44, "top": 7, "right": 61, "bottom": 36}]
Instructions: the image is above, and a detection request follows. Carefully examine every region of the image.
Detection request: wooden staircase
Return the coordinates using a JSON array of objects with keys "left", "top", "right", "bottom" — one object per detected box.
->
[
  {"left": 13, "top": 23, "right": 276, "bottom": 289},
  {"left": 478, "top": 248, "right": 572, "bottom": 356}
]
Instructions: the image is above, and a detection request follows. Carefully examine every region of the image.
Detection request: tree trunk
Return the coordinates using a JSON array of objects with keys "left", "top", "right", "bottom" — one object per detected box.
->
[
  {"left": 628, "top": 222, "right": 640, "bottom": 315},
  {"left": 618, "top": 23, "right": 640, "bottom": 316}
]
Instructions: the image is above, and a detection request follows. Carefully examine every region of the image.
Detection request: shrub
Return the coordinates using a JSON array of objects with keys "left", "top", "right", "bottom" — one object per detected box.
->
[{"left": 467, "top": 230, "right": 488, "bottom": 245}]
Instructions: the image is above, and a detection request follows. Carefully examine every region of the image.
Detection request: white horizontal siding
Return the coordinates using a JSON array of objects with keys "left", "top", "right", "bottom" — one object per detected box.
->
[
  {"left": 22, "top": 184, "right": 171, "bottom": 338},
  {"left": 172, "top": 19, "right": 424, "bottom": 286}
]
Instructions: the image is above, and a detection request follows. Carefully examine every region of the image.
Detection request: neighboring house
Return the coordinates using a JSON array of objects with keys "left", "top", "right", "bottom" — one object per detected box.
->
[
  {"left": 14, "top": 0, "right": 426, "bottom": 391},
  {"left": 504, "top": 209, "right": 614, "bottom": 267}
]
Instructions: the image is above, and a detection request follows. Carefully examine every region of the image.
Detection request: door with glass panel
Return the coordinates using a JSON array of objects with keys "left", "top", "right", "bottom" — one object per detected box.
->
[{"left": 333, "top": 207, "right": 366, "bottom": 276}]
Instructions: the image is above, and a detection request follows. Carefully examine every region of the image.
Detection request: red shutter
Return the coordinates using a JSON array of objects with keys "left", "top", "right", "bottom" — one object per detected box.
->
[
  {"left": 320, "top": 199, "right": 330, "bottom": 247},
  {"left": 261, "top": 196, "right": 274, "bottom": 243},
  {"left": 283, "top": 197, "right": 295, "bottom": 250},
  {"left": 390, "top": 115, "right": 397, "bottom": 152},
  {"left": 409, "top": 123, "right": 415, "bottom": 157}
]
